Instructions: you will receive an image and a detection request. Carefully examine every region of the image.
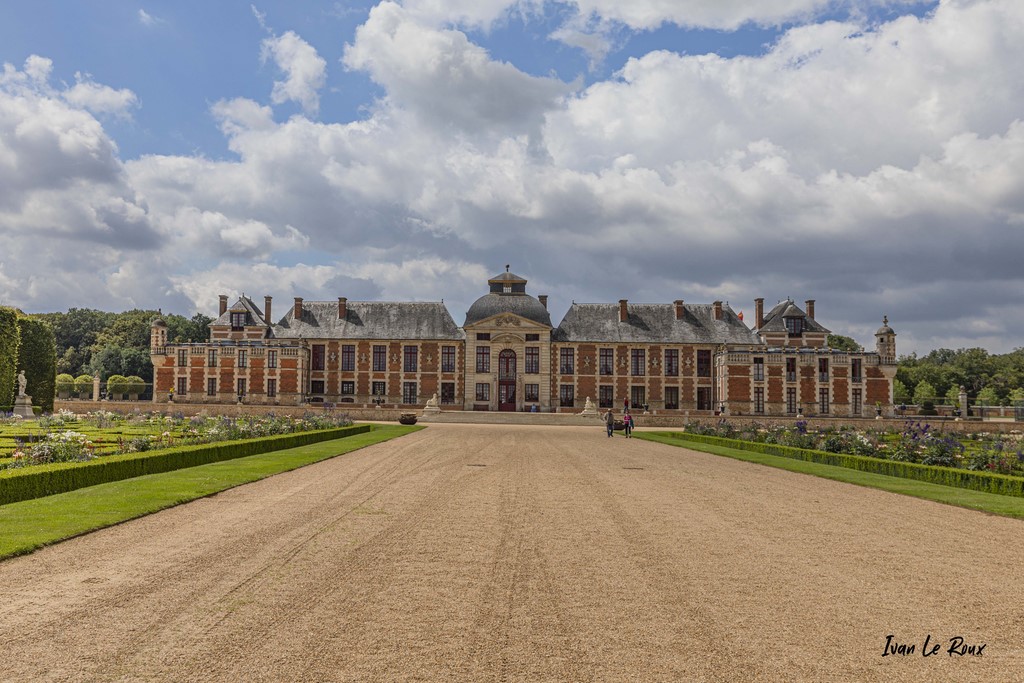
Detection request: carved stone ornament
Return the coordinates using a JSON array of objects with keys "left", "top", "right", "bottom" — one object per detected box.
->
[{"left": 494, "top": 315, "right": 522, "bottom": 327}]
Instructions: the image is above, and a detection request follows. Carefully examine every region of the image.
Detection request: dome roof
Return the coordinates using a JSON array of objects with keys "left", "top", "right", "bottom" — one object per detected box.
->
[
  {"left": 876, "top": 316, "right": 895, "bottom": 336},
  {"left": 465, "top": 293, "right": 552, "bottom": 328}
]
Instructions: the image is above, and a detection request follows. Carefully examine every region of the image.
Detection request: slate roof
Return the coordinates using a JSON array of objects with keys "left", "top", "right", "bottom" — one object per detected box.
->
[
  {"left": 464, "top": 293, "right": 553, "bottom": 328},
  {"left": 554, "top": 303, "right": 762, "bottom": 345},
  {"left": 270, "top": 301, "right": 462, "bottom": 340},
  {"left": 757, "top": 299, "right": 830, "bottom": 334},
  {"left": 210, "top": 296, "right": 268, "bottom": 327}
]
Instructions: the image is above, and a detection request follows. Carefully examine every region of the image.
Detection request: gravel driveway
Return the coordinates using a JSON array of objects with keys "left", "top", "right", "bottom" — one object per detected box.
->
[{"left": 1, "top": 423, "right": 1022, "bottom": 682}]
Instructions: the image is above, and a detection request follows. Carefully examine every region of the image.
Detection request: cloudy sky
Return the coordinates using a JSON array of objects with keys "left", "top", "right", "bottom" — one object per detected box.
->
[{"left": 1, "top": 0, "right": 1021, "bottom": 355}]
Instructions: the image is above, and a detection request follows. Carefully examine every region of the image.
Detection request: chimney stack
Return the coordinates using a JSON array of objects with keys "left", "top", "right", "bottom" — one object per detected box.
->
[
  {"left": 674, "top": 299, "right": 685, "bottom": 320},
  {"left": 219, "top": 294, "right": 228, "bottom": 317},
  {"left": 338, "top": 297, "right": 347, "bottom": 319},
  {"left": 755, "top": 298, "right": 764, "bottom": 329},
  {"left": 619, "top": 299, "right": 628, "bottom": 323},
  {"left": 713, "top": 301, "right": 723, "bottom": 321},
  {"left": 538, "top": 295, "right": 548, "bottom": 310},
  {"left": 264, "top": 296, "right": 272, "bottom": 324},
  {"left": 805, "top": 299, "right": 815, "bottom": 320},
  {"left": 293, "top": 297, "right": 303, "bottom": 320}
]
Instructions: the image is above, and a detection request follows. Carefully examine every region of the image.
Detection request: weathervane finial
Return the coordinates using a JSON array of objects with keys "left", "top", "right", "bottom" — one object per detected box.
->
[{"left": 505, "top": 264, "right": 510, "bottom": 272}]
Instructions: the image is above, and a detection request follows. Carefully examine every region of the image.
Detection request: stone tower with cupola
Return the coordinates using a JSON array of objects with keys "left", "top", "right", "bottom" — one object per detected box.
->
[{"left": 875, "top": 316, "right": 897, "bottom": 364}]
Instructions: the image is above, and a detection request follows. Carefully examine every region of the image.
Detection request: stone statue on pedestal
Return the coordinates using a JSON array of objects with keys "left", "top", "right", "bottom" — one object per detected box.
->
[
  {"left": 13, "top": 369, "right": 34, "bottom": 418},
  {"left": 17, "top": 370, "right": 27, "bottom": 397},
  {"left": 579, "top": 396, "right": 598, "bottom": 417},
  {"left": 423, "top": 392, "right": 441, "bottom": 414}
]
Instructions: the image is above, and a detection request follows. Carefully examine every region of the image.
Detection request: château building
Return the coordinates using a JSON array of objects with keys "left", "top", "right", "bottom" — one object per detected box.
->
[{"left": 150, "top": 268, "right": 897, "bottom": 417}]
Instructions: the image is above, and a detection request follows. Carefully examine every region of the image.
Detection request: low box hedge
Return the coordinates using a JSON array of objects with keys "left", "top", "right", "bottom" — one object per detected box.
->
[
  {"left": 659, "top": 432, "right": 1024, "bottom": 498},
  {"left": 0, "top": 424, "right": 371, "bottom": 505}
]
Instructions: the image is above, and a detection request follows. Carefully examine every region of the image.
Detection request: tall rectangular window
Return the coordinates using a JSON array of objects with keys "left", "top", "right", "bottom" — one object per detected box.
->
[
  {"left": 238, "top": 349, "right": 247, "bottom": 368},
  {"left": 851, "top": 358, "right": 862, "bottom": 383},
  {"left": 525, "top": 347, "right": 540, "bottom": 374},
  {"left": 230, "top": 311, "right": 246, "bottom": 330},
  {"left": 852, "top": 388, "right": 862, "bottom": 416},
  {"left": 207, "top": 377, "right": 217, "bottom": 397},
  {"left": 786, "top": 387, "right": 798, "bottom": 414},
  {"left": 341, "top": 345, "right": 355, "bottom": 371},
  {"left": 664, "top": 349, "right": 679, "bottom": 377},
  {"left": 372, "top": 381, "right": 386, "bottom": 397},
  {"left": 267, "top": 350, "right": 277, "bottom": 369},
  {"left": 177, "top": 349, "right": 187, "bottom": 367},
  {"left": 560, "top": 348, "right": 574, "bottom": 375},
  {"left": 441, "top": 345, "right": 456, "bottom": 373},
  {"left": 237, "top": 378, "right": 247, "bottom": 397},
  {"left": 560, "top": 384, "right": 575, "bottom": 407},
  {"left": 697, "top": 350, "right": 711, "bottom": 378},
  {"left": 373, "top": 345, "right": 387, "bottom": 372},
  {"left": 441, "top": 382, "right": 455, "bottom": 404},
  {"left": 664, "top": 386, "right": 679, "bottom": 410},
  {"left": 404, "top": 345, "right": 418, "bottom": 372},
  {"left": 599, "top": 348, "right": 614, "bottom": 375},
  {"left": 475, "top": 383, "right": 490, "bottom": 402},
  {"left": 267, "top": 378, "right": 277, "bottom": 398},
  {"left": 631, "top": 386, "right": 646, "bottom": 409},
  {"left": 599, "top": 385, "right": 614, "bottom": 408},
  {"left": 176, "top": 377, "right": 187, "bottom": 395},
  {"left": 208, "top": 349, "right": 217, "bottom": 368},
  {"left": 631, "top": 349, "right": 646, "bottom": 376},
  {"left": 819, "top": 387, "right": 830, "bottom": 414},
  {"left": 312, "top": 344, "right": 325, "bottom": 371},
  {"left": 818, "top": 358, "right": 829, "bottom": 383},
  {"left": 786, "top": 357, "right": 797, "bottom": 382},
  {"left": 753, "top": 357, "right": 764, "bottom": 381},
  {"left": 786, "top": 317, "right": 804, "bottom": 335},
  {"left": 697, "top": 387, "right": 713, "bottom": 411},
  {"left": 476, "top": 346, "right": 490, "bottom": 373},
  {"left": 524, "top": 384, "right": 539, "bottom": 402},
  {"left": 754, "top": 387, "right": 765, "bottom": 414},
  {"left": 403, "top": 382, "right": 417, "bottom": 405}
]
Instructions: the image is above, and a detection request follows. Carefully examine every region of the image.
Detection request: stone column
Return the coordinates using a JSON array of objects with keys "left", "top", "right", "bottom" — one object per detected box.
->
[
  {"left": 92, "top": 374, "right": 101, "bottom": 402},
  {"left": 959, "top": 385, "right": 968, "bottom": 421}
]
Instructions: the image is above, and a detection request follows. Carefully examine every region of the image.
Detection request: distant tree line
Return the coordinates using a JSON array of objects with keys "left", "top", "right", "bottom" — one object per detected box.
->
[
  {"left": 34, "top": 309, "right": 212, "bottom": 384},
  {"left": 895, "top": 348, "right": 1024, "bottom": 407}
]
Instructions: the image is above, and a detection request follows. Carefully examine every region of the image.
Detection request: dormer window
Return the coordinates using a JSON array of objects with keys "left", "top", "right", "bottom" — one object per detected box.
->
[
  {"left": 230, "top": 311, "right": 247, "bottom": 330},
  {"left": 785, "top": 317, "right": 803, "bottom": 335},
  {"left": 503, "top": 285, "right": 512, "bottom": 293}
]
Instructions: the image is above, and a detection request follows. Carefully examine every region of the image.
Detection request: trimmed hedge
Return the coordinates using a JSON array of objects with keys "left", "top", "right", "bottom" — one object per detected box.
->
[
  {"left": 18, "top": 315, "right": 57, "bottom": 413},
  {"left": 0, "top": 307, "right": 19, "bottom": 408},
  {"left": 656, "top": 431, "right": 1024, "bottom": 498},
  {"left": 0, "top": 424, "right": 371, "bottom": 505}
]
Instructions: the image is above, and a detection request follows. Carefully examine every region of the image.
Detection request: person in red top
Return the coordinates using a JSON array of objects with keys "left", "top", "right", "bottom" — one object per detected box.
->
[{"left": 623, "top": 410, "right": 633, "bottom": 438}]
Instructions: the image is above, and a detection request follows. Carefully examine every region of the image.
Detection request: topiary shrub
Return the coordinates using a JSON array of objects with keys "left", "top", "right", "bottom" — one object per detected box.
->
[
  {"left": 125, "top": 375, "right": 146, "bottom": 399},
  {"left": 106, "top": 374, "right": 128, "bottom": 399},
  {"left": 56, "top": 373, "right": 75, "bottom": 398},
  {"left": 74, "top": 374, "right": 94, "bottom": 398},
  {"left": 17, "top": 315, "right": 57, "bottom": 412}
]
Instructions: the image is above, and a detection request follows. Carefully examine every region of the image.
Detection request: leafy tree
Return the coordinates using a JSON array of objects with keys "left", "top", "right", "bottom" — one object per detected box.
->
[
  {"left": 1011, "top": 387, "right": 1024, "bottom": 404},
  {"left": 17, "top": 315, "right": 57, "bottom": 412},
  {"left": 165, "top": 312, "right": 212, "bottom": 343},
  {"left": 827, "top": 334, "right": 861, "bottom": 352},
  {"left": 34, "top": 308, "right": 116, "bottom": 375},
  {"left": 91, "top": 309, "right": 158, "bottom": 352},
  {"left": 0, "top": 307, "right": 20, "bottom": 407},
  {"left": 944, "top": 385, "right": 961, "bottom": 406},
  {"left": 976, "top": 386, "right": 1000, "bottom": 406},
  {"left": 893, "top": 379, "right": 910, "bottom": 404},
  {"left": 912, "top": 380, "right": 937, "bottom": 405},
  {"left": 88, "top": 345, "right": 153, "bottom": 383}
]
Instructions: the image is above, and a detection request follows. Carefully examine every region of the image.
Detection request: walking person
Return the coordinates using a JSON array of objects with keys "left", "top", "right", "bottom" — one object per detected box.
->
[
  {"left": 623, "top": 410, "right": 633, "bottom": 438},
  {"left": 604, "top": 408, "right": 615, "bottom": 437}
]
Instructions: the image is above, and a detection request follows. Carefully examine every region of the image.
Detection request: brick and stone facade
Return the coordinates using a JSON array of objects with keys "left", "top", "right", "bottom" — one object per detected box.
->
[{"left": 150, "top": 269, "right": 897, "bottom": 416}]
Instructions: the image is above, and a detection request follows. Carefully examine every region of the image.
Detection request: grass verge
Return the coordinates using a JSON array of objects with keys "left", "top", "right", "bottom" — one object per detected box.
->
[
  {"left": 636, "top": 431, "right": 1024, "bottom": 519},
  {"left": 0, "top": 424, "right": 421, "bottom": 560}
]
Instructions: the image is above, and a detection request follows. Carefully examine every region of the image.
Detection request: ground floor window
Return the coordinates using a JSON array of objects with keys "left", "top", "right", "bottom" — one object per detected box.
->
[
  {"left": 177, "top": 377, "right": 187, "bottom": 395},
  {"left": 697, "top": 387, "right": 713, "bottom": 411},
  {"left": 524, "top": 383, "right": 539, "bottom": 402},
  {"left": 207, "top": 377, "right": 217, "bottom": 397},
  {"left": 631, "top": 386, "right": 646, "bottom": 410},
  {"left": 476, "top": 383, "right": 490, "bottom": 402},
  {"left": 664, "top": 386, "right": 679, "bottom": 410},
  {"left": 267, "top": 378, "right": 277, "bottom": 398},
  {"left": 819, "top": 388, "right": 830, "bottom": 414},
  {"left": 403, "top": 382, "right": 417, "bottom": 405},
  {"left": 599, "top": 385, "right": 614, "bottom": 408},
  {"left": 341, "top": 381, "right": 355, "bottom": 395},
  {"left": 372, "top": 381, "right": 386, "bottom": 397},
  {"left": 560, "top": 384, "right": 575, "bottom": 407},
  {"left": 754, "top": 387, "right": 764, "bottom": 414},
  {"left": 311, "top": 380, "right": 325, "bottom": 395},
  {"left": 441, "top": 382, "right": 455, "bottom": 404},
  {"left": 237, "top": 378, "right": 247, "bottom": 398},
  {"left": 787, "top": 387, "right": 797, "bottom": 414},
  {"left": 852, "top": 388, "right": 862, "bottom": 416}
]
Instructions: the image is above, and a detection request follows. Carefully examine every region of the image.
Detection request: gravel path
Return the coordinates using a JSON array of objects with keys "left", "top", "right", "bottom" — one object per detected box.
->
[{"left": 1, "top": 423, "right": 1023, "bottom": 682}]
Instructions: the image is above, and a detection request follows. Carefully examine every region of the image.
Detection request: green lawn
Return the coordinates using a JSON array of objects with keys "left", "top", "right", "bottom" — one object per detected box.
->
[
  {"left": 0, "top": 424, "right": 420, "bottom": 560},
  {"left": 636, "top": 432, "right": 1024, "bottom": 519}
]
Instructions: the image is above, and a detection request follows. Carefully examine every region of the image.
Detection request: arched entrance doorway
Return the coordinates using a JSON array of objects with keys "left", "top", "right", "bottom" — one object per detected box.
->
[{"left": 498, "top": 349, "right": 517, "bottom": 411}]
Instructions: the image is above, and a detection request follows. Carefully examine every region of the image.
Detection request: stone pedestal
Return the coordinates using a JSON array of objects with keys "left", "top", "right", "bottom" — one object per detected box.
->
[
  {"left": 579, "top": 396, "right": 598, "bottom": 417},
  {"left": 423, "top": 393, "right": 441, "bottom": 415},
  {"left": 13, "top": 395, "right": 34, "bottom": 418}
]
